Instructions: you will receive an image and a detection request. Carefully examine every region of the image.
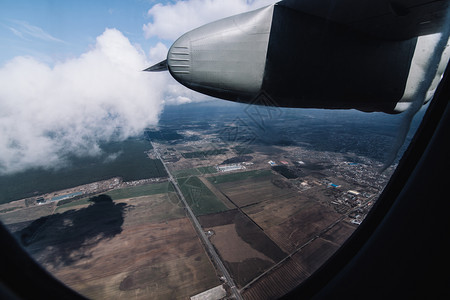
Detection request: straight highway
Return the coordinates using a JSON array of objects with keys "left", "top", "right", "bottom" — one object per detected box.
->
[{"left": 151, "top": 142, "right": 242, "bottom": 300}]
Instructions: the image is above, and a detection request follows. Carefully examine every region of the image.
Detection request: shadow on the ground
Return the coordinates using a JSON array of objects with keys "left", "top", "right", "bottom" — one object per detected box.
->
[{"left": 17, "top": 195, "right": 126, "bottom": 267}]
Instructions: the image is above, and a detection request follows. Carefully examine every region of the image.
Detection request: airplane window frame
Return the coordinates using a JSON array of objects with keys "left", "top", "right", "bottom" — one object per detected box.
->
[{"left": 1, "top": 1, "right": 449, "bottom": 299}]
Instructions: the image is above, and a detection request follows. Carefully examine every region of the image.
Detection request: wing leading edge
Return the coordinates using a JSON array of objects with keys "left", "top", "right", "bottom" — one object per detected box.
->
[{"left": 145, "top": 1, "right": 450, "bottom": 113}]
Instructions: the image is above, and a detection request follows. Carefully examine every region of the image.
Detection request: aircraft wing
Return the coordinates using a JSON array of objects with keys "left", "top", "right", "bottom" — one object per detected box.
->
[
  {"left": 145, "top": 1, "right": 450, "bottom": 113},
  {"left": 278, "top": 0, "right": 450, "bottom": 40}
]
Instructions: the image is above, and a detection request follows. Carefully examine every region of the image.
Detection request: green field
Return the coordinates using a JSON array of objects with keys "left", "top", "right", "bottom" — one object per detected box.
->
[
  {"left": 208, "top": 169, "right": 272, "bottom": 185},
  {"left": 0, "top": 139, "right": 168, "bottom": 204},
  {"left": 197, "top": 166, "right": 217, "bottom": 175},
  {"left": 173, "top": 166, "right": 217, "bottom": 178},
  {"left": 173, "top": 168, "right": 202, "bottom": 178},
  {"left": 177, "top": 176, "right": 228, "bottom": 216},
  {"left": 56, "top": 182, "right": 174, "bottom": 211}
]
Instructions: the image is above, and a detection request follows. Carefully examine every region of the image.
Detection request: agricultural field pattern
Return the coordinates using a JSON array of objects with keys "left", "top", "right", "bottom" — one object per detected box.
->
[{"left": 0, "top": 103, "right": 424, "bottom": 299}]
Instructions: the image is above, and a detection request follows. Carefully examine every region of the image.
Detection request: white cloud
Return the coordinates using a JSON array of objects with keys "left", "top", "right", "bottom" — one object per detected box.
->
[
  {"left": 148, "top": 42, "right": 169, "bottom": 63},
  {"left": 103, "top": 151, "right": 123, "bottom": 163},
  {"left": 0, "top": 2, "right": 280, "bottom": 174},
  {"left": 9, "top": 20, "right": 65, "bottom": 43},
  {"left": 163, "top": 75, "right": 213, "bottom": 105},
  {"left": 0, "top": 28, "right": 166, "bottom": 174},
  {"left": 8, "top": 27, "right": 26, "bottom": 39},
  {"left": 143, "top": 0, "right": 278, "bottom": 40}
]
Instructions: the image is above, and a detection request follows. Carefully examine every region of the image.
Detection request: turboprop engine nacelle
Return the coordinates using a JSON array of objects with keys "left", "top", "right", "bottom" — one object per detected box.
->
[{"left": 146, "top": 3, "right": 449, "bottom": 114}]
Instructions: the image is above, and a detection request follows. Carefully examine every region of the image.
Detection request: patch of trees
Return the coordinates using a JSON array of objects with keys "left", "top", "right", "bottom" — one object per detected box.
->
[{"left": 271, "top": 166, "right": 298, "bottom": 179}]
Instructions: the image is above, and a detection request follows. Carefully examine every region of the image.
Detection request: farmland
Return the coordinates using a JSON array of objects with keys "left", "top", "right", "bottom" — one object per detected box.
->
[
  {"left": 197, "top": 166, "right": 218, "bottom": 175},
  {"left": 198, "top": 209, "right": 286, "bottom": 287},
  {"left": 172, "top": 167, "right": 202, "bottom": 178},
  {"left": 0, "top": 103, "right": 404, "bottom": 299},
  {"left": 242, "top": 190, "right": 343, "bottom": 253},
  {"left": 0, "top": 202, "right": 57, "bottom": 232},
  {"left": 211, "top": 174, "right": 296, "bottom": 208},
  {"left": 202, "top": 166, "right": 359, "bottom": 298},
  {"left": 3, "top": 183, "right": 221, "bottom": 300},
  {"left": 207, "top": 169, "right": 272, "bottom": 185},
  {"left": 241, "top": 228, "right": 355, "bottom": 300},
  {"left": 54, "top": 182, "right": 174, "bottom": 212},
  {"left": 177, "top": 176, "right": 229, "bottom": 216},
  {"left": 103, "top": 181, "right": 174, "bottom": 200},
  {"left": 172, "top": 165, "right": 217, "bottom": 178}
]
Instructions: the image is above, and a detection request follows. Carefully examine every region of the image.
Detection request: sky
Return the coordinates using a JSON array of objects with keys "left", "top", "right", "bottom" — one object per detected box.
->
[{"left": 0, "top": 0, "right": 278, "bottom": 175}]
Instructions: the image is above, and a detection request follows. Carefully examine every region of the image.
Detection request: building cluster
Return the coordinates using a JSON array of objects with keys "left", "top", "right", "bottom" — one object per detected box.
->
[
  {"left": 32, "top": 178, "right": 122, "bottom": 205},
  {"left": 327, "top": 188, "right": 367, "bottom": 214},
  {"left": 216, "top": 164, "right": 246, "bottom": 172},
  {"left": 26, "top": 177, "right": 168, "bottom": 208},
  {"left": 120, "top": 177, "right": 164, "bottom": 188},
  {"left": 332, "top": 161, "right": 393, "bottom": 191}
]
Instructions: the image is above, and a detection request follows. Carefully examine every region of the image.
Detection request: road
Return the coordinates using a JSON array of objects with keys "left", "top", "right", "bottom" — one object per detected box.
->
[{"left": 151, "top": 142, "right": 242, "bottom": 300}]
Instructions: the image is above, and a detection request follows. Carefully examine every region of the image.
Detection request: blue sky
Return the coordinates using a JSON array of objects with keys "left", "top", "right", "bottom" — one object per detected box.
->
[
  {"left": 0, "top": 0, "right": 276, "bottom": 65},
  {"left": 0, "top": 0, "right": 166, "bottom": 65}
]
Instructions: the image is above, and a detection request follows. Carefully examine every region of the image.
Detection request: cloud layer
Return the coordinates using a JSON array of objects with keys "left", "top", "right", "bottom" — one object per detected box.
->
[
  {"left": 143, "top": 0, "right": 277, "bottom": 40},
  {"left": 0, "top": 28, "right": 166, "bottom": 174},
  {"left": 0, "top": 1, "right": 277, "bottom": 175},
  {"left": 8, "top": 20, "right": 66, "bottom": 43}
]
